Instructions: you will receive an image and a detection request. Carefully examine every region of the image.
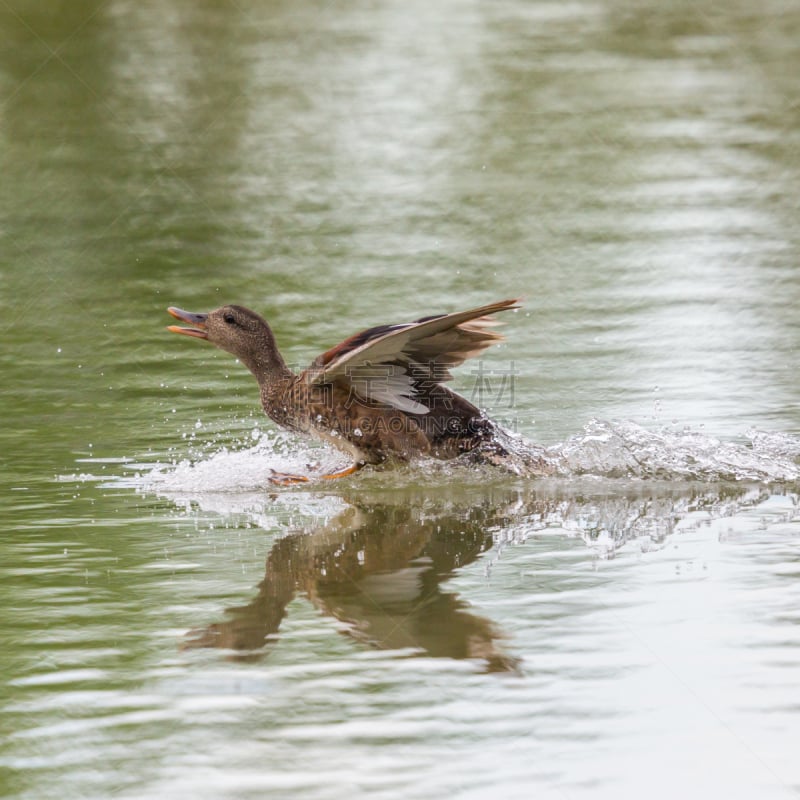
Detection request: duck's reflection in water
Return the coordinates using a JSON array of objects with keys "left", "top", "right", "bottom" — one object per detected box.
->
[
  {"left": 183, "top": 482, "right": 777, "bottom": 672},
  {"left": 185, "top": 491, "right": 522, "bottom": 672}
]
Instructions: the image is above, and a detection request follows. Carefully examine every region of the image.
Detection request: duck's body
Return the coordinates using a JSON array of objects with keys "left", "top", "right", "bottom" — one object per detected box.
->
[
  {"left": 167, "top": 299, "right": 528, "bottom": 482},
  {"left": 260, "top": 368, "right": 498, "bottom": 465}
]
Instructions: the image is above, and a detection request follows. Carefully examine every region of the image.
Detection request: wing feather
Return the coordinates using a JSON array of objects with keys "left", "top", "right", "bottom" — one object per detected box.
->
[{"left": 302, "top": 299, "right": 521, "bottom": 413}]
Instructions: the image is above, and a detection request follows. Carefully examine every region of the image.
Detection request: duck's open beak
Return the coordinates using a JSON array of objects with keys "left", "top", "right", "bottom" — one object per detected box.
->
[{"left": 167, "top": 307, "right": 209, "bottom": 339}]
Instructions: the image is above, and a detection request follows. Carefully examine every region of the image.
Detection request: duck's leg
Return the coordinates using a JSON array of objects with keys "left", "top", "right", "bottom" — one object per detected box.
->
[
  {"left": 268, "top": 461, "right": 363, "bottom": 486},
  {"left": 319, "top": 462, "right": 363, "bottom": 480}
]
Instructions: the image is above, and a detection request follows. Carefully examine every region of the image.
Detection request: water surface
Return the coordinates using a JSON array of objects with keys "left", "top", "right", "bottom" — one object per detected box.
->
[{"left": 2, "top": 1, "right": 800, "bottom": 798}]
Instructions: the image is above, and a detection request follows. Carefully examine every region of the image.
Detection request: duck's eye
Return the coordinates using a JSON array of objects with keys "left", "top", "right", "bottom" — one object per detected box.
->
[{"left": 223, "top": 313, "right": 236, "bottom": 325}]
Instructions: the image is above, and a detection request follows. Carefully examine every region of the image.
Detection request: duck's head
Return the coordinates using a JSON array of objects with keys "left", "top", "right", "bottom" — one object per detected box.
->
[{"left": 167, "top": 305, "right": 285, "bottom": 377}]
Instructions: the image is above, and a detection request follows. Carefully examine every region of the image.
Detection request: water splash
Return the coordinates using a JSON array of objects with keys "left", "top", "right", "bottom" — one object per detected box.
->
[
  {"left": 65, "top": 419, "right": 800, "bottom": 507},
  {"left": 139, "top": 435, "right": 340, "bottom": 495},
  {"left": 541, "top": 419, "right": 800, "bottom": 482}
]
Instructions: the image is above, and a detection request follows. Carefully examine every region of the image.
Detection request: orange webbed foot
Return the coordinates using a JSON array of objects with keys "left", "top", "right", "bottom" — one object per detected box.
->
[
  {"left": 268, "top": 462, "right": 363, "bottom": 486},
  {"left": 318, "top": 462, "right": 363, "bottom": 480}
]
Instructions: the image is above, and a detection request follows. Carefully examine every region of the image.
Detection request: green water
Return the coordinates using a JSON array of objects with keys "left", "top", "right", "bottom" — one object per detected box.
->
[{"left": 2, "top": 1, "right": 800, "bottom": 798}]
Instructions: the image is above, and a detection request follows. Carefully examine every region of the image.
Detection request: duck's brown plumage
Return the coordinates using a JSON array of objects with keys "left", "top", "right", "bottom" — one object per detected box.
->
[{"left": 167, "top": 299, "right": 521, "bottom": 482}]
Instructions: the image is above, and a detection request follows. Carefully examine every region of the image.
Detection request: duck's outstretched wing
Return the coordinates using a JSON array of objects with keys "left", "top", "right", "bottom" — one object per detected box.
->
[{"left": 301, "top": 299, "right": 521, "bottom": 414}]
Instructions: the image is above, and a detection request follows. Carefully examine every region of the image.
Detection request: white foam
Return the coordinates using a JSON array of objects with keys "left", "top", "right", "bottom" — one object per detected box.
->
[
  {"left": 64, "top": 420, "right": 800, "bottom": 524},
  {"left": 546, "top": 419, "right": 800, "bottom": 482}
]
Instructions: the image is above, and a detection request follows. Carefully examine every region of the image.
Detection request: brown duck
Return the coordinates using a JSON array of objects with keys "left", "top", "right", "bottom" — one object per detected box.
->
[{"left": 167, "top": 299, "right": 523, "bottom": 483}]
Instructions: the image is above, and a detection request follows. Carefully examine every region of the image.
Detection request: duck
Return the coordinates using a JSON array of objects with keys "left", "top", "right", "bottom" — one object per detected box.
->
[{"left": 167, "top": 298, "right": 525, "bottom": 484}]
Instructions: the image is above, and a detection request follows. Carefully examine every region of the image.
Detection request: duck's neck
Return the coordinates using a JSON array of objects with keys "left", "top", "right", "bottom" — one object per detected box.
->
[{"left": 240, "top": 327, "right": 295, "bottom": 387}]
